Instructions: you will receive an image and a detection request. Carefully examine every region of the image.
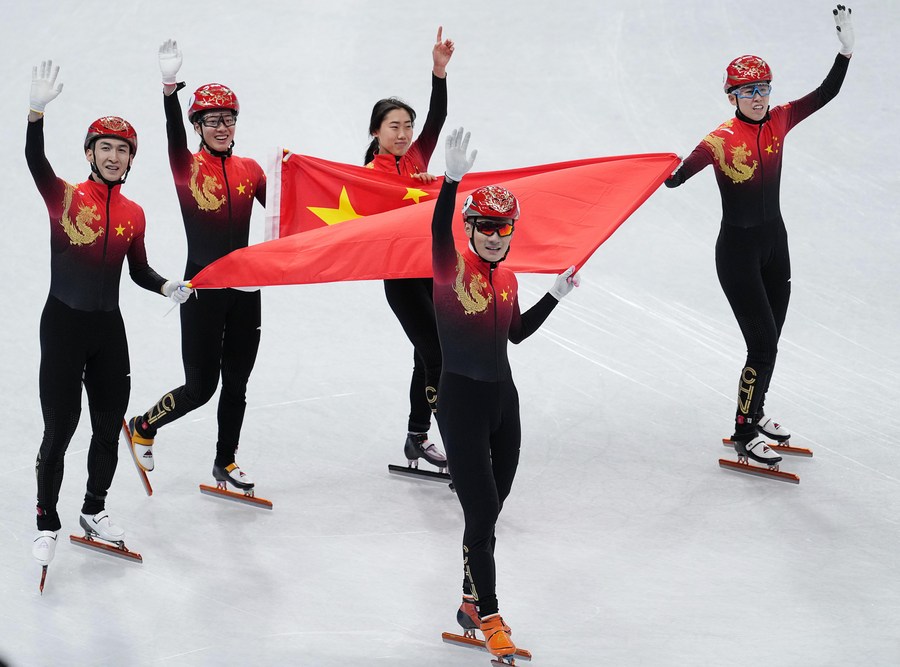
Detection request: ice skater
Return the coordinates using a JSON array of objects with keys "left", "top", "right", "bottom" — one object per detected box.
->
[
  {"left": 26, "top": 61, "right": 190, "bottom": 573},
  {"left": 364, "top": 27, "right": 453, "bottom": 473},
  {"left": 127, "top": 40, "right": 266, "bottom": 494},
  {"left": 664, "top": 5, "right": 854, "bottom": 467},
  {"left": 435, "top": 128, "right": 580, "bottom": 660}
]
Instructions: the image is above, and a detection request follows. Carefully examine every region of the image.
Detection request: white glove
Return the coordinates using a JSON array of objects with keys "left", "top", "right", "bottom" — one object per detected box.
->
[
  {"left": 444, "top": 127, "right": 478, "bottom": 182},
  {"left": 30, "top": 61, "right": 63, "bottom": 113},
  {"left": 833, "top": 5, "right": 854, "bottom": 55},
  {"left": 159, "top": 39, "right": 183, "bottom": 85},
  {"left": 549, "top": 265, "right": 581, "bottom": 301},
  {"left": 162, "top": 280, "right": 193, "bottom": 304}
]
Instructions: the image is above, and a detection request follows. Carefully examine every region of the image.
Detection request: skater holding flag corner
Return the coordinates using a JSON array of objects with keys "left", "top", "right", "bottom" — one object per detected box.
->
[
  {"left": 126, "top": 40, "right": 267, "bottom": 498},
  {"left": 665, "top": 5, "right": 854, "bottom": 471},
  {"left": 435, "top": 128, "right": 580, "bottom": 661},
  {"left": 26, "top": 61, "right": 187, "bottom": 577}
]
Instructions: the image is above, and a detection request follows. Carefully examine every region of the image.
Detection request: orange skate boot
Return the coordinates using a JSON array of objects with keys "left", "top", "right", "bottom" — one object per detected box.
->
[{"left": 481, "top": 613, "right": 515, "bottom": 658}]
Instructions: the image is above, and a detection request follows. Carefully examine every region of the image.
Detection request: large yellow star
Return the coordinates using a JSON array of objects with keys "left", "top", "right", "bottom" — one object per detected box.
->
[
  {"left": 308, "top": 186, "right": 363, "bottom": 225},
  {"left": 501, "top": 289, "right": 509, "bottom": 302},
  {"left": 237, "top": 183, "right": 246, "bottom": 195},
  {"left": 765, "top": 145, "right": 774, "bottom": 154},
  {"left": 115, "top": 225, "right": 125, "bottom": 236},
  {"left": 403, "top": 187, "right": 429, "bottom": 204}
]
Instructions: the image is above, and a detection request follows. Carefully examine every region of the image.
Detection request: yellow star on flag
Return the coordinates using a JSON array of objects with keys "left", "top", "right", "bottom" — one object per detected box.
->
[
  {"left": 308, "top": 186, "right": 363, "bottom": 226},
  {"left": 115, "top": 225, "right": 125, "bottom": 236},
  {"left": 403, "top": 187, "right": 430, "bottom": 204}
]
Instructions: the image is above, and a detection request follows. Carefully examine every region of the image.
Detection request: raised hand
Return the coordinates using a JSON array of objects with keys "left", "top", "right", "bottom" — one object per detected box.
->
[
  {"left": 30, "top": 60, "right": 63, "bottom": 113},
  {"left": 159, "top": 38, "right": 183, "bottom": 85},
  {"left": 833, "top": 5, "right": 854, "bottom": 56},
  {"left": 433, "top": 26, "right": 455, "bottom": 76},
  {"left": 444, "top": 127, "right": 477, "bottom": 182}
]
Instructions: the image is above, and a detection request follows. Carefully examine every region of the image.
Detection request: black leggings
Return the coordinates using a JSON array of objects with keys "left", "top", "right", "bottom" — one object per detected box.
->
[
  {"left": 36, "top": 296, "right": 130, "bottom": 531},
  {"left": 437, "top": 372, "right": 521, "bottom": 618},
  {"left": 715, "top": 223, "right": 791, "bottom": 436},
  {"left": 143, "top": 288, "right": 261, "bottom": 467},
  {"left": 384, "top": 278, "right": 442, "bottom": 433}
]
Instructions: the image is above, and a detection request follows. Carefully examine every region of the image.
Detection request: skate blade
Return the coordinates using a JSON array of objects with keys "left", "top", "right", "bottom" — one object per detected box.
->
[
  {"left": 39, "top": 565, "right": 47, "bottom": 595},
  {"left": 722, "top": 438, "right": 813, "bottom": 457},
  {"left": 441, "top": 632, "right": 532, "bottom": 661},
  {"left": 199, "top": 484, "right": 273, "bottom": 510},
  {"left": 388, "top": 464, "right": 452, "bottom": 484},
  {"left": 121, "top": 419, "right": 153, "bottom": 496},
  {"left": 69, "top": 534, "right": 143, "bottom": 562},
  {"left": 718, "top": 458, "right": 799, "bottom": 484}
]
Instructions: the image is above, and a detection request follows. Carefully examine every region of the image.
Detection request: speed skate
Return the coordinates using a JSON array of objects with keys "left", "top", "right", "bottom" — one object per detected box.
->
[
  {"left": 719, "top": 437, "right": 801, "bottom": 484},
  {"left": 199, "top": 464, "right": 272, "bottom": 509},
  {"left": 121, "top": 418, "right": 153, "bottom": 496},
  {"left": 442, "top": 631, "right": 532, "bottom": 665},
  {"left": 69, "top": 515, "right": 143, "bottom": 563}
]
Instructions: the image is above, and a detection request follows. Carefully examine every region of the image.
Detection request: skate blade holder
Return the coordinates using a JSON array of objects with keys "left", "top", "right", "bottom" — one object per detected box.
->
[
  {"left": 200, "top": 483, "right": 273, "bottom": 509},
  {"left": 69, "top": 534, "right": 144, "bottom": 562},
  {"left": 722, "top": 437, "right": 813, "bottom": 457},
  {"left": 441, "top": 632, "right": 532, "bottom": 662},
  {"left": 718, "top": 456, "right": 799, "bottom": 484}
]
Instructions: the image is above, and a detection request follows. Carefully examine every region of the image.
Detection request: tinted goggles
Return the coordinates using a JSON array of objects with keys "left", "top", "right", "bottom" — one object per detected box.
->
[{"left": 473, "top": 220, "right": 515, "bottom": 237}]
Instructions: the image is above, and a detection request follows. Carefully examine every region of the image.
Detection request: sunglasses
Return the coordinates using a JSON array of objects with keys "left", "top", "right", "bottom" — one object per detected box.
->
[
  {"left": 732, "top": 82, "right": 772, "bottom": 99},
  {"left": 473, "top": 220, "right": 514, "bottom": 237},
  {"left": 199, "top": 113, "right": 237, "bottom": 128}
]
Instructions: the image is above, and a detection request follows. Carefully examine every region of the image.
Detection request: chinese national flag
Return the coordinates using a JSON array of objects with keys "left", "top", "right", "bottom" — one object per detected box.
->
[{"left": 192, "top": 150, "right": 679, "bottom": 288}]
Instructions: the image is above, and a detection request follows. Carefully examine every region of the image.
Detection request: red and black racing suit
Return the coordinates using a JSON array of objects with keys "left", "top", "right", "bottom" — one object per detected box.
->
[
  {"left": 26, "top": 118, "right": 166, "bottom": 531},
  {"left": 366, "top": 74, "right": 447, "bottom": 434},
  {"left": 432, "top": 177, "right": 560, "bottom": 618},
  {"left": 666, "top": 54, "right": 849, "bottom": 439},
  {"left": 136, "top": 85, "right": 266, "bottom": 469}
]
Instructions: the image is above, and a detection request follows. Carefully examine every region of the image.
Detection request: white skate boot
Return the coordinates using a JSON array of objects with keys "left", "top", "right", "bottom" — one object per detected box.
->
[
  {"left": 212, "top": 463, "right": 255, "bottom": 490},
  {"left": 404, "top": 432, "right": 447, "bottom": 471},
  {"left": 127, "top": 416, "right": 154, "bottom": 472},
  {"left": 733, "top": 436, "right": 783, "bottom": 466},
  {"left": 32, "top": 530, "right": 58, "bottom": 566},
  {"left": 79, "top": 511, "right": 126, "bottom": 543},
  {"left": 757, "top": 415, "right": 791, "bottom": 443}
]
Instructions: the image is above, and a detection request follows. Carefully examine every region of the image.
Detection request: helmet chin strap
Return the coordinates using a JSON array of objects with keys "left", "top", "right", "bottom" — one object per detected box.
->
[
  {"left": 467, "top": 228, "right": 510, "bottom": 265},
  {"left": 88, "top": 155, "right": 130, "bottom": 186}
]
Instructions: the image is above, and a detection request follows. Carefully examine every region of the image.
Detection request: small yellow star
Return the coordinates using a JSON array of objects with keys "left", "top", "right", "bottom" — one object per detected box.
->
[
  {"left": 115, "top": 225, "right": 125, "bottom": 236},
  {"left": 403, "top": 187, "right": 429, "bottom": 204}
]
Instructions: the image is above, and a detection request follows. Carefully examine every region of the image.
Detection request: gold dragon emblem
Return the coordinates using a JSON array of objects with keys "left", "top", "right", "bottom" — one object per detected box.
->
[
  {"left": 453, "top": 253, "right": 491, "bottom": 315},
  {"left": 703, "top": 132, "right": 758, "bottom": 184},
  {"left": 60, "top": 183, "right": 103, "bottom": 246},
  {"left": 189, "top": 157, "right": 225, "bottom": 211}
]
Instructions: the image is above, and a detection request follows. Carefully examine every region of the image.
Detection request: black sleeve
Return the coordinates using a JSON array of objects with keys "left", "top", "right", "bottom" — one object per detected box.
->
[
  {"left": 164, "top": 83, "right": 193, "bottom": 183},
  {"left": 25, "top": 117, "right": 64, "bottom": 207},
  {"left": 414, "top": 74, "right": 448, "bottom": 166},
  {"left": 509, "top": 292, "right": 558, "bottom": 344},
  {"left": 432, "top": 177, "right": 460, "bottom": 283}
]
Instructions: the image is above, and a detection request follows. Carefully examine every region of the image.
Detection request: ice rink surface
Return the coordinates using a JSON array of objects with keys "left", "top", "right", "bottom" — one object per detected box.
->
[{"left": 1, "top": 1, "right": 898, "bottom": 665}]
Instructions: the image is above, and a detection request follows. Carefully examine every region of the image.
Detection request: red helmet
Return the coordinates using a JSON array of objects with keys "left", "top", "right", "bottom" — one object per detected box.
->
[
  {"left": 723, "top": 55, "right": 773, "bottom": 92},
  {"left": 462, "top": 185, "right": 520, "bottom": 222},
  {"left": 188, "top": 83, "right": 240, "bottom": 122},
  {"left": 84, "top": 116, "right": 138, "bottom": 155}
]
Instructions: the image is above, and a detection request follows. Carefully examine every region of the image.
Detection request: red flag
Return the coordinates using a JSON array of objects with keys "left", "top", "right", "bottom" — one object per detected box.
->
[{"left": 193, "top": 151, "right": 679, "bottom": 288}]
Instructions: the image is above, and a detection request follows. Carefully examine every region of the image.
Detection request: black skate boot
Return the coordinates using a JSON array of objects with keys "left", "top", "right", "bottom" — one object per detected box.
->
[{"left": 404, "top": 432, "right": 447, "bottom": 471}]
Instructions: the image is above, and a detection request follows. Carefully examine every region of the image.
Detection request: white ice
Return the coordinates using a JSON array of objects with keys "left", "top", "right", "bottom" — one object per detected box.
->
[{"left": 1, "top": 1, "right": 898, "bottom": 665}]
